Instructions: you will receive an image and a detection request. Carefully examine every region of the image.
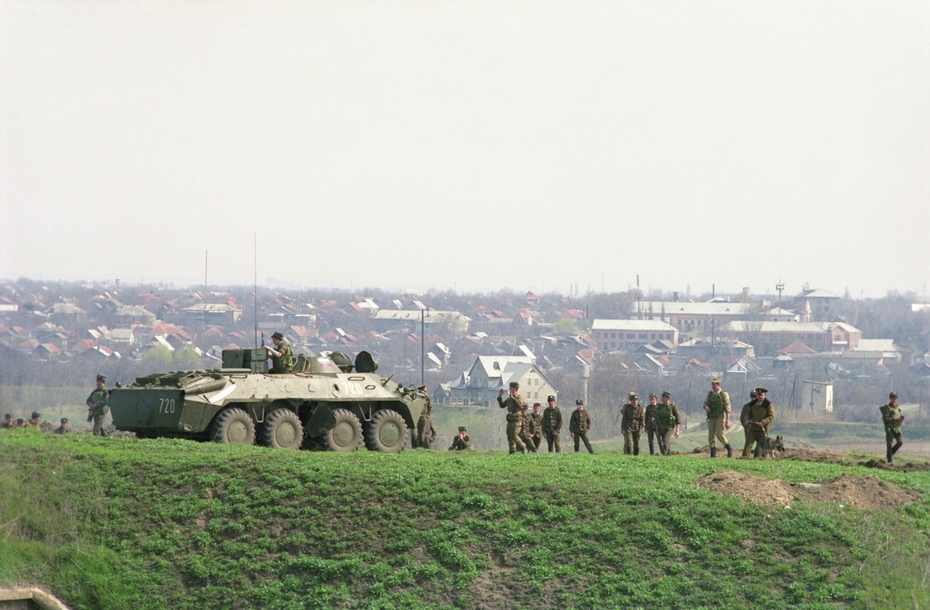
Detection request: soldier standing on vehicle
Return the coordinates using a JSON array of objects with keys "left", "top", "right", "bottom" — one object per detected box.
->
[
  {"left": 880, "top": 391, "right": 904, "bottom": 464},
  {"left": 742, "top": 388, "right": 775, "bottom": 458},
  {"left": 570, "top": 399, "right": 594, "bottom": 454},
  {"left": 528, "top": 403, "right": 543, "bottom": 451},
  {"left": 620, "top": 392, "right": 645, "bottom": 455},
  {"left": 449, "top": 426, "right": 472, "bottom": 450},
  {"left": 703, "top": 378, "right": 733, "bottom": 458},
  {"left": 54, "top": 418, "right": 71, "bottom": 435},
  {"left": 644, "top": 393, "right": 660, "bottom": 455},
  {"left": 542, "top": 395, "right": 563, "bottom": 453},
  {"left": 264, "top": 331, "right": 294, "bottom": 373},
  {"left": 86, "top": 374, "right": 110, "bottom": 436},
  {"left": 656, "top": 391, "right": 681, "bottom": 455},
  {"left": 498, "top": 382, "right": 526, "bottom": 454}
]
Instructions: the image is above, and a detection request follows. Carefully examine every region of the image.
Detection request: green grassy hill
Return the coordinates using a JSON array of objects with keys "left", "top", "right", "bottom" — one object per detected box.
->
[{"left": 1, "top": 432, "right": 929, "bottom": 610}]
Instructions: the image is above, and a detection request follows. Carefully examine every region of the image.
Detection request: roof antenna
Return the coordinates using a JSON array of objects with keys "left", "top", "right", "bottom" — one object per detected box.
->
[{"left": 253, "top": 233, "right": 258, "bottom": 349}]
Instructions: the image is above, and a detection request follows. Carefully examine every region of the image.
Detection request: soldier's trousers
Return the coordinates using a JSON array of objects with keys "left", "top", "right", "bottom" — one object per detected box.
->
[
  {"left": 545, "top": 432, "right": 561, "bottom": 453},
  {"left": 623, "top": 429, "right": 641, "bottom": 455},
  {"left": 574, "top": 432, "right": 593, "bottom": 453},
  {"left": 519, "top": 432, "right": 537, "bottom": 452},
  {"left": 885, "top": 427, "right": 903, "bottom": 456},
  {"left": 506, "top": 421, "right": 525, "bottom": 453},
  {"left": 707, "top": 416, "right": 728, "bottom": 448},
  {"left": 646, "top": 427, "right": 658, "bottom": 452},
  {"left": 658, "top": 428, "right": 674, "bottom": 455},
  {"left": 92, "top": 413, "right": 108, "bottom": 436},
  {"left": 532, "top": 435, "right": 542, "bottom": 451},
  {"left": 743, "top": 426, "right": 766, "bottom": 457}
]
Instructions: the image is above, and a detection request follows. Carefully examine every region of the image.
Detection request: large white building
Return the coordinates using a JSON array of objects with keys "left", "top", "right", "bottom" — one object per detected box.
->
[{"left": 592, "top": 319, "right": 678, "bottom": 352}]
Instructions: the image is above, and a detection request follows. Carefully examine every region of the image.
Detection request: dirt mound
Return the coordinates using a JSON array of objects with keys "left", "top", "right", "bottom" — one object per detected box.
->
[
  {"left": 693, "top": 470, "right": 918, "bottom": 509},
  {"left": 689, "top": 446, "right": 930, "bottom": 472}
]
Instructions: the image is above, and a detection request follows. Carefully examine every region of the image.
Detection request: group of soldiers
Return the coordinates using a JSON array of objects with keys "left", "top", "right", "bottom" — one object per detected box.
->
[
  {"left": 497, "top": 382, "right": 594, "bottom": 454},
  {"left": 619, "top": 391, "right": 682, "bottom": 456},
  {"left": 2, "top": 410, "right": 71, "bottom": 434},
  {"left": 699, "top": 377, "right": 776, "bottom": 459},
  {"left": 1, "top": 373, "right": 111, "bottom": 437}
]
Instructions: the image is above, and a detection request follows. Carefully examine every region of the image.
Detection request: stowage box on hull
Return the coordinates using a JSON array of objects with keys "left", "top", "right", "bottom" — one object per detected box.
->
[{"left": 221, "top": 348, "right": 268, "bottom": 373}]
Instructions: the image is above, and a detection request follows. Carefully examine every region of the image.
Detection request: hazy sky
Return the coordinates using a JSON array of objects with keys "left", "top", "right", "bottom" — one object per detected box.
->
[{"left": 2, "top": 1, "right": 928, "bottom": 299}]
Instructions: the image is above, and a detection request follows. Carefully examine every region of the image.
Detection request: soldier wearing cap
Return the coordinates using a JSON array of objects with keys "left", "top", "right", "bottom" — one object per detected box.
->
[
  {"left": 739, "top": 390, "right": 758, "bottom": 455},
  {"left": 26, "top": 411, "right": 41, "bottom": 430},
  {"left": 541, "top": 395, "right": 563, "bottom": 453},
  {"left": 644, "top": 392, "right": 661, "bottom": 455},
  {"left": 1, "top": 413, "right": 13, "bottom": 429},
  {"left": 498, "top": 381, "right": 526, "bottom": 454},
  {"left": 86, "top": 373, "right": 110, "bottom": 436},
  {"left": 620, "top": 392, "right": 645, "bottom": 455},
  {"left": 16, "top": 418, "right": 26, "bottom": 428},
  {"left": 880, "top": 391, "right": 904, "bottom": 464},
  {"left": 569, "top": 399, "right": 594, "bottom": 454},
  {"left": 742, "top": 388, "right": 775, "bottom": 458},
  {"left": 449, "top": 426, "right": 472, "bottom": 451},
  {"left": 655, "top": 391, "right": 681, "bottom": 455},
  {"left": 265, "top": 331, "right": 294, "bottom": 373},
  {"left": 518, "top": 404, "right": 537, "bottom": 453},
  {"left": 415, "top": 400, "right": 437, "bottom": 449},
  {"left": 703, "top": 377, "right": 733, "bottom": 458},
  {"left": 54, "top": 418, "right": 71, "bottom": 435},
  {"left": 527, "top": 402, "right": 543, "bottom": 451}
]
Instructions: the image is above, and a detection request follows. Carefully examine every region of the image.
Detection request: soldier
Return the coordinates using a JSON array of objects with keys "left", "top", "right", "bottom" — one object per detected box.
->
[
  {"left": 703, "top": 378, "right": 733, "bottom": 458},
  {"left": 620, "top": 392, "right": 645, "bottom": 455},
  {"left": 16, "top": 418, "right": 26, "bottom": 428},
  {"left": 86, "top": 373, "right": 110, "bottom": 436},
  {"left": 54, "top": 418, "right": 71, "bottom": 435},
  {"left": 741, "top": 388, "right": 775, "bottom": 458},
  {"left": 449, "top": 426, "right": 472, "bottom": 450},
  {"left": 541, "top": 395, "right": 563, "bottom": 453},
  {"left": 739, "top": 390, "right": 758, "bottom": 456},
  {"left": 569, "top": 399, "right": 594, "bottom": 454},
  {"left": 518, "top": 404, "right": 537, "bottom": 452},
  {"left": 655, "top": 391, "right": 681, "bottom": 455},
  {"left": 26, "top": 411, "right": 41, "bottom": 430},
  {"left": 415, "top": 410, "right": 437, "bottom": 449},
  {"left": 1, "top": 413, "right": 13, "bottom": 429},
  {"left": 880, "top": 391, "right": 904, "bottom": 464},
  {"left": 644, "top": 393, "right": 660, "bottom": 455},
  {"left": 528, "top": 403, "right": 543, "bottom": 451},
  {"left": 264, "top": 331, "right": 294, "bottom": 373},
  {"left": 498, "top": 381, "right": 526, "bottom": 454}
]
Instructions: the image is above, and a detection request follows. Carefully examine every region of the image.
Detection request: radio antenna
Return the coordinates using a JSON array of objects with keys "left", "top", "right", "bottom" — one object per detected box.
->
[{"left": 253, "top": 233, "right": 258, "bottom": 349}]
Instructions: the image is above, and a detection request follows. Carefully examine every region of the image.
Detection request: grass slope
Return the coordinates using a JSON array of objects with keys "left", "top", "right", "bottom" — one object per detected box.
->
[{"left": 1, "top": 432, "right": 929, "bottom": 610}]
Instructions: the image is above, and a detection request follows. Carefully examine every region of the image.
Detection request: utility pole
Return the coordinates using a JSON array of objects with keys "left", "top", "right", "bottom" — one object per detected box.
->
[{"left": 776, "top": 280, "right": 784, "bottom": 310}]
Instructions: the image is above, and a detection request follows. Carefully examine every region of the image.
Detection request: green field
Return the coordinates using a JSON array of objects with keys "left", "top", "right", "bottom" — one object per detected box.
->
[{"left": 2, "top": 432, "right": 929, "bottom": 609}]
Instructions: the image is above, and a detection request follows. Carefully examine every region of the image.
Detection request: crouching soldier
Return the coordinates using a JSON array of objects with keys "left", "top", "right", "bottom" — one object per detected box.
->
[{"left": 449, "top": 426, "right": 472, "bottom": 450}]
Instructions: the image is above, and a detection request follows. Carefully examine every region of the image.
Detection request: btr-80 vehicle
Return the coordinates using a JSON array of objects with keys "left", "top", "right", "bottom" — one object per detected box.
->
[{"left": 108, "top": 348, "right": 429, "bottom": 453}]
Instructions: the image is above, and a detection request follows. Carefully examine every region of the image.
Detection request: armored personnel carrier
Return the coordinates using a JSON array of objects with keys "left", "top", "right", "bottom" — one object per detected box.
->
[{"left": 108, "top": 348, "right": 428, "bottom": 453}]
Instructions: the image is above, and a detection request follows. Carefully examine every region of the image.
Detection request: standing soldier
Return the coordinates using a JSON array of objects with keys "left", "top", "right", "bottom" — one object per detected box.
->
[
  {"left": 569, "top": 399, "right": 594, "bottom": 454},
  {"left": 54, "top": 418, "right": 71, "bottom": 435},
  {"left": 518, "top": 405, "right": 537, "bottom": 452},
  {"left": 739, "top": 390, "right": 758, "bottom": 455},
  {"left": 655, "top": 391, "right": 681, "bottom": 455},
  {"left": 742, "top": 388, "right": 775, "bottom": 458},
  {"left": 1, "top": 413, "right": 13, "bottom": 429},
  {"left": 264, "top": 331, "right": 294, "bottom": 373},
  {"left": 26, "top": 411, "right": 41, "bottom": 430},
  {"left": 644, "top": 393, "right": 660, "bottom": 455},
  {"left": 620, "top": 392, "right": 645, "bottom": 455},
  {"left": 498, "top": 382, "right": 526, "bottom": 454},
  {"left": 415, "top": 408, "right": 437, "bottom": 449},
  {"left": 86, "top": 374, "right": 110, "bottom": 436},
  {"left": 703, "top": 378, "right": 733, "bottom": 458},
  {"left": 528, "top": 403, "right": 543, "bottom": 451},
  {"left": 449, "top": 426, "right": 472, "bottom": 450},
  {"left": 880, "top": 391, "right": 904, "bottom": 464},
  {"left": 542, "top": 395, "right": 563, "bottom": 453}
]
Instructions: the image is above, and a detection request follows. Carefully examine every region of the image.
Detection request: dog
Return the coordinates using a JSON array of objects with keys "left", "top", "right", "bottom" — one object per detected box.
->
[{"left": 755, "top": 435, "right": 785, "bottom": 459}]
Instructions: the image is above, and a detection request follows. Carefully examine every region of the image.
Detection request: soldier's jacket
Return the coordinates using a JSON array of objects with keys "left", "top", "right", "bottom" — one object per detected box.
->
[
  {"left": 498, "top": 393, "right": 525, "bottom": 422},
  {"left": 526, "top": 413, "right": 542, "bottom": 437},
  {"left": 416, "top": 416, "right": 437, "bottom": 448},
  {"left": 739, "top": 401, "right": 754, "bottom": 428},
  {"left": 270, "top": 342, "right": 294, "bottom": 372},
  {"left": 542, "top": 406, "right": 563, "bottom": 434},
  {"left": 704, "top": 390, "right": 731, "bottom": 418},
  {"left": 86, "top": 387, "right": 110, "bottom": 416},
  {"left": 569, "top": 409, "right": 591, "bottom": 435},
  {"left": 880, "top": 403, "right": 903, "bottom": 431},
  {"left": 449, "top": 435, "right": 472, "bottom": 450},
  {"left": 516, "top": 412, "right": 529, "bottom": 435},
  {"left": 745, "top": 399, "right": 775, "bottom": 430},
  {"left": 656, "top": 402, "right": 680, "bottom": 431},
  {"left": 620, "top": 403, "right": 645, "bottom": 433},
  {"left": 53, "top": 426, "right": 70, "bottom": 435},
  {"left": 644, "top": 403, "right": 659, "bottom": 430},
  {"left": 1, "top": 422, "right": 14, "bottom": 429}
]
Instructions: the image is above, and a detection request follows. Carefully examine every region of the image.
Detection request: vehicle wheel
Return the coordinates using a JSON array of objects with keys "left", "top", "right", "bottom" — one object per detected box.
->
[
  {"left": 259, "top": 408, "right": 303, "bottom": 450},
  {"left": 323, "top": 409, "right": 363, "bottom": 452},
  {"left": 210, "top": 407, "right": 255, "bottom": 445},
  {"left": 365, "top": 409, "right": 407, "bottom": 453}
]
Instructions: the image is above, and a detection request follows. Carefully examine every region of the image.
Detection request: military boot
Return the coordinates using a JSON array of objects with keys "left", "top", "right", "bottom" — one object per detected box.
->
[
  {"left": 726, "top": 444, "right": 734, "bottom": 458},
  {"left": 649, "top": 442, "right": 655, "bottom": 455},
  {"left": 710, "top": 447, "right": 717, "bottom": 458},
  {"left": 887, "top": 449, "right": 894, "bottom": 464},
  {"left": 624, "top": 444, "right": 631, "bottom": 455},
  {"left": 633, "top": 446, "right": 640, "bottom": 456}
]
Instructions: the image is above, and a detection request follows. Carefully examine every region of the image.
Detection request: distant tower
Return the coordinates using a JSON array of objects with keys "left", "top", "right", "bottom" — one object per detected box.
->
[{"left": 801, "top": 300, "right": 811, "bottom": 323}]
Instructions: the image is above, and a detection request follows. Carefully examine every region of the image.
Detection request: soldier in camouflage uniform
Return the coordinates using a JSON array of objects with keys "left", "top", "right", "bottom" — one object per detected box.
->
[
  {"left": 542, "top": 395, "right": 563, "bottom": 453},
  {"left": 703, "top": 378, "right": 733, "bottom": 458},
  {"left": 880, "top": 391, "right": 904, "bottom": 464},
  {"left": 265, "top": 331, "right": 294, "bottom": 373},
  {"left": 620, "top": 392, "right": 645, "bottom": 455},
  {"left": 498, "top": 381, "right": 526, "bottom": 454},
  {"left": 527, "top": 403, "right": 543, "bottom": 451},
  {"left": 741, "top": 388, "right": 775, "bottom": 458},
  {"left": 54, "top": 418, "right": 71, "bottom": 435},
  {"left": 517, "top": 405, "right": 537, "bottom": 452},
  {"left": 569, "top": 399, "right": 594, "bottom": 454},
  {"left": 655, "top": 391, "right": 681, "bottom": 455},
  {"left": 86, "top": 374, "right": 110, "bottom": 436},
  {"left": 449, "top": 426, "right": 472, "bottom": 450},
  {"left": 644, "top": 393, "right": 660, "bottom": 455}
]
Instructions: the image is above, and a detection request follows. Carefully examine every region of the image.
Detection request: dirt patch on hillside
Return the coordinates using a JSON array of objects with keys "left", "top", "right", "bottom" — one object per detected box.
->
[
  {"left": 694, "top": 470, "right": 919, "bottom": 509},
  {"left": 689, "top": 445, "right": 930, "bottom": 472}
]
